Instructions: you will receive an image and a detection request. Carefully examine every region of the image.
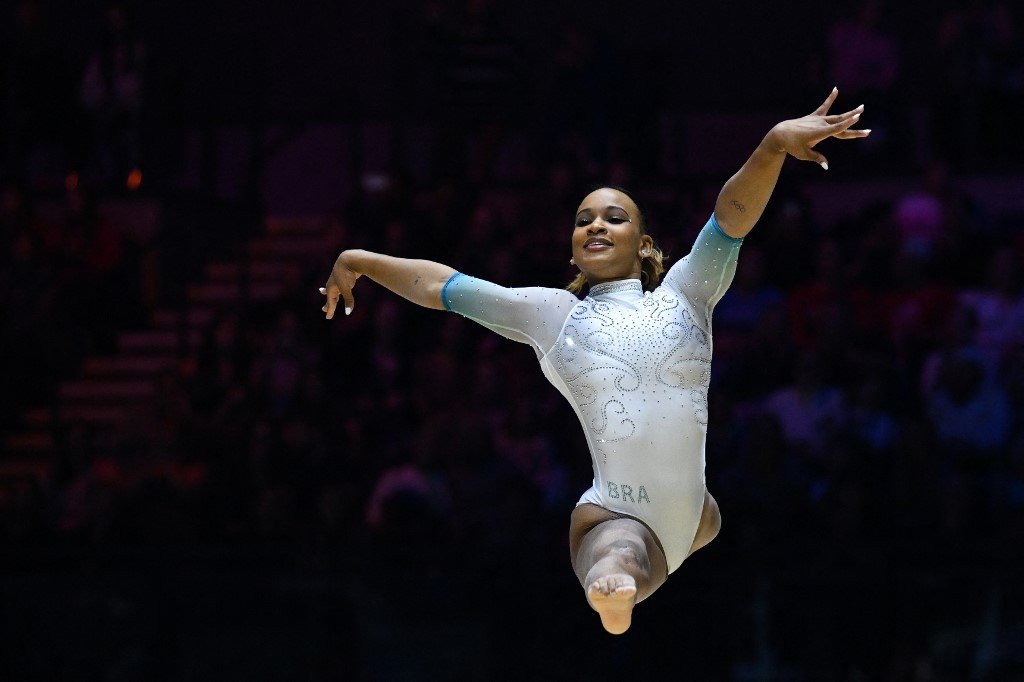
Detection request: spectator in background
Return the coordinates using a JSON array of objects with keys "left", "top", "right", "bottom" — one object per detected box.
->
[
  {"left": 720, "top": 414, "right": 805, "bottom": 561},
  {"left": 80, "top": 2, "right": 146, "bottom": 189},
  {"left": 712, "top": 246, "right": 783, "bottom": 354},
  {"left": 762, "top": 351, "right": 847, "bottom": 462},
  {"left": 847, "top": 372, "right": 900, "bottom": 454},
  {"left": 826, "top": 0, "right": 904, "bottom": 166},
  {"left": 427, "top": 0, "right": 524, "bottom": 182},
  {"left": 758, "top": 191, "right": 817, "bottom": 290},
  {"left": 881, "top": 249, "right": 955, "bottom": 355},
  {"left": 786, "top": 238, "right": 848, "bottom": 351},
  {"left": 493, "top": 401, "right": 568, "bottom": 511},
  {"left": 957, "top": 247, "right": 1024, "bottom": 364},
  {"left": 892, "top": 161, "right": 985, "bottom": 270},
  {"left": 894, "top": 173, "right": 947, "bottom": 260},
  {"left": 926, "top": 349, "right": 1010, "bottom": 454},
  {"left": 58, "top": 185, "right": 133, "bottom": 351},
  {"left": 2, "top": 1, "right": 76, "bottom": 184},
  {"left": 934, "top": 0, "right": 1021, "bottom": 168},
  {"left": 920, "top": 302, "right": 984, "bottom": 395},
  {"left": 828, "top": 0, "right": 901, "bottom": 95},
  {"left": 0, "top": 185, "right": 63, "bottom": 420},
  {"left": 365, "top": 421, "right": 453, "bottom": 531}
]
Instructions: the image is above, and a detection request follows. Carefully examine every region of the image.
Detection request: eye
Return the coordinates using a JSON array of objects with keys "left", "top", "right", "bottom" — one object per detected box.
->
[{"left": 575, "top": 215, "right": 627, "bottom": 227}]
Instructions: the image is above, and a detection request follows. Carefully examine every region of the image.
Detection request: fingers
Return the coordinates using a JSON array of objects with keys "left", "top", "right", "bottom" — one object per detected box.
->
[
  {"left": 806, "top": 149, "right": 829, "bottom": 170},
  {"left": 341, "top": 288, "right": 355, "bottom": 318},
  {"left": 802, "top": 121, "right": 870, "bottom": 170},
  {"left": 834, "top": 128, "right": 872, "bottom": 139},
  {"left": 813, "top": 86, "right": 839, "bottom": 116},
  {"left": 319, "top": 287, "right": 330, "bottom": 317},
  {"left": 320, "top": 283, "right": 345, "bottom": 319},
  {"left": 827, "top": 112, "right": 862, "bottom": 135},
  {"left": 824, "top": 103, "right": 864, "bottom": 124}
]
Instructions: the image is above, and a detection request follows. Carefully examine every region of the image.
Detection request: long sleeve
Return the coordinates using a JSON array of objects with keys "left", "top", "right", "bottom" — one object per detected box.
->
[
  {"left": 442, "top": 273, "right": 579, "bottom": 356},
  {"left": 661, "top": 213, "right": 743, "bottom": 332}
]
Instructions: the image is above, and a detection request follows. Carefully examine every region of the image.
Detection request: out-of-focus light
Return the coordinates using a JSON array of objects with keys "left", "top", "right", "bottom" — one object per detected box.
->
[
  {"left": 65, "top": 172, "right": 79, "bottom": 191},
  {"left": 127, "top": 168, "right": 142, "bottom": 191}
]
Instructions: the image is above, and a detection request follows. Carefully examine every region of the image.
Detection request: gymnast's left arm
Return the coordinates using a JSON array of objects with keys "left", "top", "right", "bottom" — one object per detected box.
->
[{"left": 712, "top": 87, "right": 871, "bottom": 239}]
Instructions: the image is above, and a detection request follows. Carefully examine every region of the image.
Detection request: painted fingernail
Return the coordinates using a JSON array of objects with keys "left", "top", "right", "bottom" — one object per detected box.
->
[
  {"left": 319, "top": 287, "right": 326, "bottom": 293},
  {"left": 832, "top": 86, "right": 838, "bottom": 92},
  {"left": 820, "top": 161, "right": 829, "bottom": 170},
  {"left": 852, "top": 113, "right": 860, "bottom": 119},
  {"left": 863, "top": 129, "right": 872, "bottom": 133},
  {"left": 345, "top": 307, "right": 352, "bottom": 316}
]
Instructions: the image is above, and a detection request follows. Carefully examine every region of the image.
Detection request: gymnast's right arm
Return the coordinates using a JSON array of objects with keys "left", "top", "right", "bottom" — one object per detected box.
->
[{"left": 320, "top": 249, "right": 456, "bottom": 319}]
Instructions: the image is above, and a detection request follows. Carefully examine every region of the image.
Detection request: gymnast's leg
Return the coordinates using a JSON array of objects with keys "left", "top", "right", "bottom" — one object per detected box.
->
[
  {"left": 686, "top": 489, "right": 721, "bottom": 558},
  {"left": 570, "top": 504, "right": 669, "bottom": 635},
  {"left": 570, "top": 490, "right": 721, "bottom": 634}
]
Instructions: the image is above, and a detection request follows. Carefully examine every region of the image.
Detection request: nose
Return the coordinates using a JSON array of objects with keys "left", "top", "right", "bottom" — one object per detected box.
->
[{"left": 586, "top": 221, "right": 607, "bottom": 234}]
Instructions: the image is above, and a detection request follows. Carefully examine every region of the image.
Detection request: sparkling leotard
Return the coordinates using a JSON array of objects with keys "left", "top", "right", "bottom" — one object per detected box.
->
[{"left": 443, "top": 213, "right": 742, "bottom": 572}]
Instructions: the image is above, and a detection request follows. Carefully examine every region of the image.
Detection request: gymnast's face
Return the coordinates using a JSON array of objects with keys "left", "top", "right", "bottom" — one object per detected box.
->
[{"left": 572, "top": 188, "right": 653, "bottom": 287}]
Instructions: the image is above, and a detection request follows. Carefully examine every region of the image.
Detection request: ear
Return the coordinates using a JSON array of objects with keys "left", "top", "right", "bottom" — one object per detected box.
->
[{"left": 638, "top": 234, "right": 654, "bottom": 257}]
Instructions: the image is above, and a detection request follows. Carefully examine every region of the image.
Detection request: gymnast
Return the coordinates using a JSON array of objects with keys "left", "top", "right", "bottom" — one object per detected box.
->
[{"left": 321, "top": 88, "right": 869, "bottom": 634}]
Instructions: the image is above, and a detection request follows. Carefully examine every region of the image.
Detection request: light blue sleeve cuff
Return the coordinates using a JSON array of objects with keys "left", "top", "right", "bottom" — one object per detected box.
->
[
  {"left": 441, "top": 272, "right": 464, "bottom": 311},
  {"left": 710, "top": 213, "right": 744, "bottom": 243}
]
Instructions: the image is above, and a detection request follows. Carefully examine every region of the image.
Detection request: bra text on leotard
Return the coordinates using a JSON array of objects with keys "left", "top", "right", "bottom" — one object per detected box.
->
[{"left": 607, "top": 481, "right": 650, "bottom": 504}]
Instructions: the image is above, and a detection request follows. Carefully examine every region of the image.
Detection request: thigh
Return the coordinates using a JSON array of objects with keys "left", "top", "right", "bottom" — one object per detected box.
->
[
  {"left": 687, "top": 489, "right": 721, "bottom": 558},
  {"left": 569, "top": 504, "right": 669, "bottom": 599}
]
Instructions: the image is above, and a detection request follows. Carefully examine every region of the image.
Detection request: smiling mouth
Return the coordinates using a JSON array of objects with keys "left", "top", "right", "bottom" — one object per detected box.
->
[{"left": 583, "top": 239, "right": 613, "bottom": 251}]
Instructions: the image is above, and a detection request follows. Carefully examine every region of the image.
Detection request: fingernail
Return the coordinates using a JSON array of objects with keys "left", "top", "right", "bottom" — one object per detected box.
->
[
  {"left": 863, "top": 129, "right": 872, "bottom": 133},
  {"left": 832, "top": 86, "right": 837, "bottom": 92},
  {"left": 852, "top": 113, "right": 860, "bottom": 119},
  {"left": 319, "top": 287, "right": 325, "bottom": 293},
  {"left": 820, "top": 161, "right": 829, "bottom": 170},
  {"left": 345, "top": 307, "right": 352, "bottom": 316}
]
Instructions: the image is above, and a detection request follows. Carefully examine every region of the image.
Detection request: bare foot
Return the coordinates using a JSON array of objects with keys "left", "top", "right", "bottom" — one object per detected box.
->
[{"left": 587, "top": 574, "right": 637, "bottom": 635}]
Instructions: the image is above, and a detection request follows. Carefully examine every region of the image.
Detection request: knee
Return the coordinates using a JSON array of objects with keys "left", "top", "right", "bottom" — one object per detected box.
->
[{"left": 599, "top": 537, "right": 648, "bottom": 570}]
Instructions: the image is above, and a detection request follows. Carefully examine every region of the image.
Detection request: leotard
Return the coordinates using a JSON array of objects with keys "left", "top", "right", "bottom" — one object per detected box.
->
[{"left": 442, "top": 213, "right": 742, "bottom": 572}]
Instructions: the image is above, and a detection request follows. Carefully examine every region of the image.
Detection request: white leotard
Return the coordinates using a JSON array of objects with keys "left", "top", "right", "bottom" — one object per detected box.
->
[{"left": 442, "top": 213, "right": 742, "bottom": 572}]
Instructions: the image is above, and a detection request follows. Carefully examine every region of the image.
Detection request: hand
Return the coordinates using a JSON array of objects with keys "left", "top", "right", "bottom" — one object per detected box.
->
[
  {"left": 767, "top": 87, "right": 871, "bottom": 170},
  {"left": 320, "top": 251, "right": 361, "bottom": 319}
]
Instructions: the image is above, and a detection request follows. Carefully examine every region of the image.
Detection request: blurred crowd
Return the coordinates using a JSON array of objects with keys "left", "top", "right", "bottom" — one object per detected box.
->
[{"left": 3, "top": 0, "right": 1024, "bottom": 680}]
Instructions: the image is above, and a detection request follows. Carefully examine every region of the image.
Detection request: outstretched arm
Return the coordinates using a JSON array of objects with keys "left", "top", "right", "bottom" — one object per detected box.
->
[
  {"left": 320, "top": 249, "right": 456, "bottom": 319},
  {"left": 713, "top": 87, "right": 871, "bottom": 239}
]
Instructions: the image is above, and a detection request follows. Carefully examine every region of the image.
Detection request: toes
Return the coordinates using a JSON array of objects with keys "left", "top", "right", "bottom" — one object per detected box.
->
[
  {"left": 610, "top": 575, "right": 634, "bottom": 595},
  {"left": 589, "top": 575, "right": 637, "bottom": 600}
]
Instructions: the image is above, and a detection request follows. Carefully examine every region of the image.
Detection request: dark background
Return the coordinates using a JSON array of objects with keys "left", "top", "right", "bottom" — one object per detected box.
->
[{"left": 2, "top": 0, "right": 1023, "bottom": 679}]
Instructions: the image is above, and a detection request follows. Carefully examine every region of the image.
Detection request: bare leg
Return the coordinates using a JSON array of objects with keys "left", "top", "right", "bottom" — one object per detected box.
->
[
  {"left": 686, "top": 490, "right": 722, "bottom": 558},
  {"left": 581, "top": 525, "right": 648, "bottom": 634},
  {"left": 570, "top": 505, "right": 668, "bottom": 635}
]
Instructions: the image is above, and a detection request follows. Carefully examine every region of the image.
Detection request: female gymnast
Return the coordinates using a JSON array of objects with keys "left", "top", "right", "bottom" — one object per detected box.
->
[{"left": 321, "top": 88, "right": 869, "bottom": 634}]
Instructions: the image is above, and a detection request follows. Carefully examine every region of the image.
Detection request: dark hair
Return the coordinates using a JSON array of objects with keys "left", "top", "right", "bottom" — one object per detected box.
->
[{"left": 567, "top": 184, "right": 668, "bottom": 294}]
